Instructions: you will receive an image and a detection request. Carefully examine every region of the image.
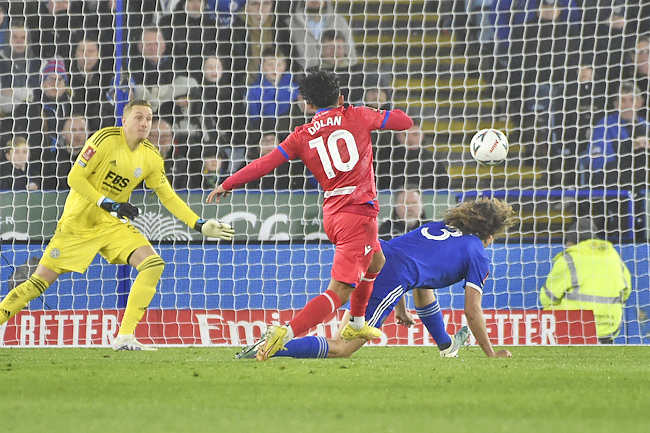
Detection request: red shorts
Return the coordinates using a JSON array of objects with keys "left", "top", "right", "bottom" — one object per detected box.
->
[{"left": 323, "top": 211, "right": 381, "bottom": 287}]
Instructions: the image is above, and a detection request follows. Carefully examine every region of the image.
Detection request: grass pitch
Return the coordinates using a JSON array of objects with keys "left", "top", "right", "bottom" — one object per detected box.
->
[{"left": 1, "top": 346, "right": 649, "bottom": 433}]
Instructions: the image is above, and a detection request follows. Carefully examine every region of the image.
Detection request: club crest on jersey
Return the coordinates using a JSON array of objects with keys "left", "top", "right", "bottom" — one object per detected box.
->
[
  {"left": 50, "top": 248, "right": 60, "bottom": 259},
  {"left": 134, "top": 168, "right": 142, "bottom": 178},
  {"left": 81, "top": 147, "right": 96, "bottom": 162}
]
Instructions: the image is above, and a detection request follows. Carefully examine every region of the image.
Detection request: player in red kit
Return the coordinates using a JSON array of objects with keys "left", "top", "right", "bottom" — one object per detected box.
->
[{"left": 207, "top": 70, "right": 413, "bottom": 360}]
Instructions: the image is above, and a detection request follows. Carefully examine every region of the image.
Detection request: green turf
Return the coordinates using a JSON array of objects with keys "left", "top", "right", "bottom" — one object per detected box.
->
[{"left": 1, "top": 346, "right": 649, "bottom": 433}]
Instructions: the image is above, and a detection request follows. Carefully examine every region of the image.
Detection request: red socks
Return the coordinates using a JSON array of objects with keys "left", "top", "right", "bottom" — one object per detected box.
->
[
  {"left": 289, "top": 289, "right": 342, "bottom": 337},
  {"left": 350, "top": 271, "right": 379, "bottom": 317}
]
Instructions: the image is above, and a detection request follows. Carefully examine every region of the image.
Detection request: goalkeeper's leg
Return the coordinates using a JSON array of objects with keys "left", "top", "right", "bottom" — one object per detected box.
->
[
  {"left": 118, "top": 252, "right": 165, "bottom": 336},
  {"left": 0, "top": 265, "right": 59, "bottom": 325}
]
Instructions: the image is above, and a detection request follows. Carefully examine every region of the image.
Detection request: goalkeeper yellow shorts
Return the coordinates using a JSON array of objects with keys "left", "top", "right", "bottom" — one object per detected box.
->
[{"left": 40, "top": 222, "right": 151, "bottom": 274}]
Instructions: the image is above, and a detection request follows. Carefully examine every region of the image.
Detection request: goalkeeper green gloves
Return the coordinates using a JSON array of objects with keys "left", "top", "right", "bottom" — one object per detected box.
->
[
  {"left": 194, "top": 218, "right": 235, "bottom": 241},
  {"left": 97, "top": 197, "right": 140, "bottom": 220}
]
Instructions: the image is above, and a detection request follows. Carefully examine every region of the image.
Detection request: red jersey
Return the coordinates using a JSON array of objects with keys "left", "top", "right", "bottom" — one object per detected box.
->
[
  {"left": 221, "top": 105, "right": 413, "bottom": 216},
  {"left": 280, "top": 105, "right": 387, "bottom": 216}
]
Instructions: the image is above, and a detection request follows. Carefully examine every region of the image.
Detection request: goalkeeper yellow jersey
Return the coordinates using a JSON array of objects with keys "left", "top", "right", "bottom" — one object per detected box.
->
[{"left": 58, "top": 126, "right": 199, "bottom": 235}]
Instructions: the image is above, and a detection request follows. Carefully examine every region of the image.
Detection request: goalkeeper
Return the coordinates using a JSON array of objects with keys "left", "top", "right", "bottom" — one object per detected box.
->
[{"left": 0, "top": 100, "right": 234, "bottom": 351}]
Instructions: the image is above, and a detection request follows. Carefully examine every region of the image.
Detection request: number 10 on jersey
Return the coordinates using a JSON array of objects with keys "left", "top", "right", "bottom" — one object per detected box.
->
[{"left": 309, "top": 129, "right": 359, "bottom": 179}]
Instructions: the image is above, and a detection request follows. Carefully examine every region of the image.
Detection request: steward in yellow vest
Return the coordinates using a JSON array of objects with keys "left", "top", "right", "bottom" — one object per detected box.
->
[{"left": 540, "top": 238, "right": 631, "bottom": 344}]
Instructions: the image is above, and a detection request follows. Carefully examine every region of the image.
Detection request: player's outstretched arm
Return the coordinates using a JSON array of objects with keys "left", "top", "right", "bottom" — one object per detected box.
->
[
  {"left": 394, "top": 296, "right": 416, "bottom": 327},
  {"left": 206, "top": 148, "right": 288, "bottom": 204},
  {"left": 464, "top": 286, "right": 512, "bottom": 358},
  {"left": 153, "top": 181, "right": 234, "bottom": 241}
]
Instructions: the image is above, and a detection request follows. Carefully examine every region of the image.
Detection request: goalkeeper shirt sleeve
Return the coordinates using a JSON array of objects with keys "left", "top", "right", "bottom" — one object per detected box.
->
[
  {"left": 221, "top": 148, "right": 288, "bottom": 191},
  {"left": 67, "top": 162, "right": 104, "bottom": 205},
  {"left": 154, "top": 180, "right": 201, "bottom": 228}
]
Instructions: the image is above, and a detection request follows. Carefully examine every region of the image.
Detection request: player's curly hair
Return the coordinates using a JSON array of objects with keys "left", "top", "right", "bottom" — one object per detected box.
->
[
  {"left": 443, "top": 197, "right": 515, "bottom": 242},
  {"left": 299, "top": 70, "right": 340, "bottom": 109}
]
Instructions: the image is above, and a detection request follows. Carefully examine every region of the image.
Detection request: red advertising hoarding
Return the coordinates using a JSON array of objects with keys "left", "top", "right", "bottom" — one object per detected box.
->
[{"left": 0, "top": 309, "right": 598, "bottom": 347}]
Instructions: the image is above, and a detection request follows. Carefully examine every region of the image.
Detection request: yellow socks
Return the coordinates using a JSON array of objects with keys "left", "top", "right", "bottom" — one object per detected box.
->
[
  {"left": 118, "top": 255, "right": 165, "bottom": 336},
  {"left": 0, "top": 275, "right": 50, "bottom": 325}
]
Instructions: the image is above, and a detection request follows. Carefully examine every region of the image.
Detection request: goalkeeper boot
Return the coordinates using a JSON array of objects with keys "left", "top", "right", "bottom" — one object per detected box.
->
[
  {"left": 112, "top": 334, "right": 157, "bottom": 351},
  {"left": 235, "top": 338, "right": 265, "bottom": 359},
  {"left": 340, "top": 322, "right": 381, "bottom": 341},
  {"left": 440, "top": 326, "right": 470, "bottom": 358},
  {"left": 256, "top": 325, "right": 288, "bottom": 361}
]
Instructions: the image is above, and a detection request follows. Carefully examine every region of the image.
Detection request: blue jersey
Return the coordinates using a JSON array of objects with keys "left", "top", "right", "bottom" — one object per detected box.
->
[
  {"left": 365, "top": 221, "right": 490, "bottom": 327},
  {"left": 381, "top": 221, "right": 489, "bottom": 294}
]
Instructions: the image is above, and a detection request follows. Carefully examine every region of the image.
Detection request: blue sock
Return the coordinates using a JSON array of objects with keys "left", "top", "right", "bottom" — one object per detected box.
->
[
  {"left": 273, "top": 336, "right": 329, "bottom": 358},
  {"left": 416, "top": 300, "right": 452, "bottom": 349}
]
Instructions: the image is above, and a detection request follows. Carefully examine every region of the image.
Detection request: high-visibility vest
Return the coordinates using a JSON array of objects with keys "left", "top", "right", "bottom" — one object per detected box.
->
[{"left": 540, "top": 239, "right": 632, "bottom": 338}]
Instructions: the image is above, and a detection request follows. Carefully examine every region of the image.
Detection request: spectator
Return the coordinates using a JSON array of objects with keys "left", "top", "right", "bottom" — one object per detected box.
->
[
  {"left": 0, "top": 2, "right": 8, "bottom": 48},
  {"left": 206, "top": 0, "right": 246, "bottom": 26},
  {"left": 26, "top": 0, "right": 83, "bottom": 59},
  {"left": 584, "top": 82, "right": 650, "bottom": 189},
  {"left": 540, "top": 220, "right": 631, "bottom": 344},
  {"left": 581, "top": 1, "right": 637, "bottom": 88},
  {"left": 223, "top": 0, "right": 293, "bottom": 86},
  {"left": 378, "top": 187, "right": 428, "bottom": 240},
  {"left": 200, "top": 146, "right": 227, "bottom": 190},
  {"left": 363, "top": 85, "right": 392, "bottom": 111},
  {"left": 289, "top": 0, "right": 358, "bottom": 71},
  {"left": 581, "top": 81, "right": 650, "bottom": 240},
  {"left": 149, "top": 117, "right": 189, "bottom": 189},
  {"left": 509, "top": 0, "right": 576, "bottom": 160},
  {"left": 0, "top": 136, "right": 39, "bottom": 191},
  {"left": 198, "top": 54, "right": 247, "bottom": 167},
  {"left": 375, "top": 122, "right": 449, "bottom": 191},
  {"left": 100, "top": 73, "right": 137, "bottom": 128},
  {"left": 245, "top": 129, "right": 316, "bottom": 190},
  {"left": 274, "top": 93, "right": 316, "bottom": 135},
  {"left": 0, "top": 17, "right": 39, "bottom": 115},
  {"left": 555, "top": 64, "right": 606, "bottom": 187},
  {"left": 129, "top": 27, "right": 175, "bottom": 114},
  {"left": 159, "top": 75, "right": 207, "bottom": 185},
  {"left": 2, "top": 58, "right": 73, "bottom": 164},
  {"left": 68, "top": 36, "right": 113, "bottom": 131},
  {"left": 307, "top": 30, "right": 367, "bottom": 105},
  {"left": 42, "top": 114, "right": 88, "bottom": 190},
  {"left": 161, "top": 0, "right": 218, "bottom": 75},
  {"left": 246, "top": 47, "right": 299, "bottom": 128},
  {"left": 79, "top": 0, "right": 153, "bottom": 58},
  {"left": 624, "top": 33, "right": 650, "bottom": 119}
]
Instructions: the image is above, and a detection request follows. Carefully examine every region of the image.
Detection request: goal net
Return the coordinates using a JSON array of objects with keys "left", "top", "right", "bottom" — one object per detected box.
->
[{"left": 1, "top": 0, "right": 649, "bottom": 347}]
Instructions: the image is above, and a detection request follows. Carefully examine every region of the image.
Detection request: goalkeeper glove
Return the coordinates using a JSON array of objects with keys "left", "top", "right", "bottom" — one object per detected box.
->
[
  {"left": 194, "top": 218, "right": 235, "bottom": 241},
  {"left": 97, "top": 197, "right": 140, "bottom": 220}
]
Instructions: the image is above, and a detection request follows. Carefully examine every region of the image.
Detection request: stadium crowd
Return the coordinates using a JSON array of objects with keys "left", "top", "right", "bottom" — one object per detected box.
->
[{"left": 0, "top": 0, "right": 650, "bottom": 240}]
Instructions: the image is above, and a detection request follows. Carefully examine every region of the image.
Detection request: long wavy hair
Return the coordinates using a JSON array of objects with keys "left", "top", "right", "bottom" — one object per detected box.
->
[{"left": 443, "top": 197, "right": 515, "bottom": 242}]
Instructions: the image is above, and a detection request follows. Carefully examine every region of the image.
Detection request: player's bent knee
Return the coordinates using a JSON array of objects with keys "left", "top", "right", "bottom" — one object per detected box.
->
[{"left": 136, "top": 255, "right": 165, "bottom": 277}]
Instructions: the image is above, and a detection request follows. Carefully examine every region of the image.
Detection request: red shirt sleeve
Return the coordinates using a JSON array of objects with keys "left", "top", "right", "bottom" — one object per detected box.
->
[
  {"left": 382, "top": 109, "right": 414, "bottom": 131},
  {"left": 221, "top": 148, "right": 289, "bottom": 190}
]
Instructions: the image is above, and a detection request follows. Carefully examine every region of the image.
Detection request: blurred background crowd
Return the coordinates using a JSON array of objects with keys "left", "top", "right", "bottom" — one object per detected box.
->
[{"left": 0, "top": 0, "right": 649, "bottom": 241}]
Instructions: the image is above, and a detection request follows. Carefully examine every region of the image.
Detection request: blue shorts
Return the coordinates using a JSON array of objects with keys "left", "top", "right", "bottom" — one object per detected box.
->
[{"left": 365, "top": 252, "right": 406, "bottom": 328}]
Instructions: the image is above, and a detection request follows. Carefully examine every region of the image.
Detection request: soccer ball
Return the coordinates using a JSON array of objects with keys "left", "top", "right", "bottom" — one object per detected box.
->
[{"left": 469, "top": 129, "right": 509, "bottom": 166}]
